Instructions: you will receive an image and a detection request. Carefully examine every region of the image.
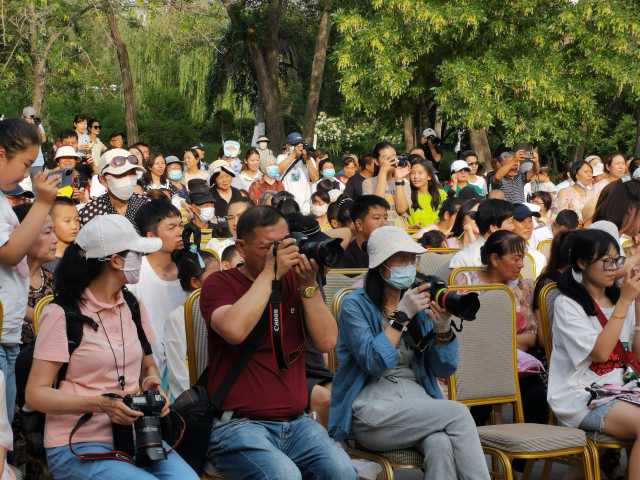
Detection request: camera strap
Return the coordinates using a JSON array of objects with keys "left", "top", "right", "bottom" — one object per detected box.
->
[
  {"left": 270, "top": 280, "right": 288, "bottom": 371},
  {"left": 282, "top": 156, "right": 302, "bottom": 180}
]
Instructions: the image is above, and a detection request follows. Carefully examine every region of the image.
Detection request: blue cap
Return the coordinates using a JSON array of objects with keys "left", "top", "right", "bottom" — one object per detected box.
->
[
  {"left": 513, "top": 203, "right": 540, "bottom": 221},
  {"left": 3, "top": 185, "right": 33, "bottom": 198},
  {"left": 287, "top": 132, "right": 303, "bottom": 145}
]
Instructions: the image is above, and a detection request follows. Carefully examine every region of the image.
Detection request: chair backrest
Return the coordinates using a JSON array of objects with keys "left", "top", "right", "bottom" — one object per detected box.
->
[
  {"left": 418, "top": 250, "right": 458, "bottom": 283},
  {"left": 448, "top": 266, "right": 485, "bottom": 286},
  {"left": 622, "top": 239, "right": 636, "bottom": 258},
  {"left": 537, "top": 281, "right": 559, "bottom": 363},
  {"left": 522, "top": 252, "right": 537, "bottom": 279},
  {"left": 327, "top": 287, "right": 357, "bottom": 373},
  {"left": 537, "top": 239, "right": 552, "bottom": 259},
  {"left": 184, "top": 289, "right": 208, "bottom": 385},
  {"left": 32, "top": 295, "right": 54, "bottom": 336},
  {"left": 447, "top": 284, "right": 524, "bottom": 422},
  {"left": 324, "top": 269, "right": 367, "bottom": 309}
]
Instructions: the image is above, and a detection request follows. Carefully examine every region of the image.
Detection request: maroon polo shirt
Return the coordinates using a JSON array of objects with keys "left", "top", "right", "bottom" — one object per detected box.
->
[{"left": 200, "top": 268, "right": 307, "bottom": 420}]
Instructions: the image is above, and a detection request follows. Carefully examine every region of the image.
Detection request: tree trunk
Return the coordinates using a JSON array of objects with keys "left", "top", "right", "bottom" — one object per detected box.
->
[
  {"left": 105, "top": 3, "right": 138, "bottom": 144},
  {"left": 469, "top": 128, "right": 492, "bottom": 169},
  {"left": 302, "top": 1, "right": 332, "bottom": 144},
  {"left": 403, "top": 112, "right": 415, "bottom": 151},
  {"left": 31, "top": 58, "right": 46, "bottom": 114},
  {"left": 635, "top": 104, "right": 640, "bottom": 158}
]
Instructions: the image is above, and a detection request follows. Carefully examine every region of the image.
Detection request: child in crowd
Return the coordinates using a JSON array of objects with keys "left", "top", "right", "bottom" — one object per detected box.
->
[
  {"left": 220, "top": 244, "right": 243, "bottom": 270},
  {"left": 46, "top": 196, "right": 80, "bottom": 272},
  {"left": 0, "top": 119, "right": 58, "bottom": 421},
  {"left": 130, "top": 199, "right": 187, "bottom": 391},
  {"left": 165, "top": 249, "right": 218, "bottom": 401}
]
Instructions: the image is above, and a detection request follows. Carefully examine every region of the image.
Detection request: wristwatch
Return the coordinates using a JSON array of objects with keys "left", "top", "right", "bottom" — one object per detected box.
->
[
  {"left": 395, "top": 180, "right": 406, "bottom": 186},
  {"left": 301, "top": 285, "right": 319, "bottom": 299},
  {"left": 387, "top": 311, "right": 409, "bottom": 333}
]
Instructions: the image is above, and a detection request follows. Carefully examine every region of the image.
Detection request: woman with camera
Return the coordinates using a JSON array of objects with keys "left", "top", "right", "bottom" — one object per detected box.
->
[
  {"left": 25, "top": 215, "right": 197, "bottom": 479},
  {"left": 329, "top": 226, "right": 490, "bottom": 480}
]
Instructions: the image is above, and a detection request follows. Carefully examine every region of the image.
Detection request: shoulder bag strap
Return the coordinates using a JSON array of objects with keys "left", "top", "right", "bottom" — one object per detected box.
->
[{"left": 121, "top": 288, "right": 152, "bottom": 356}]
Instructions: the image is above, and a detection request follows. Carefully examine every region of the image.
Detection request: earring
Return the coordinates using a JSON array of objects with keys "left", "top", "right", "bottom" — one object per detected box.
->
[{"left": 571, "top": 269, "right": 583, "bottom": 283}]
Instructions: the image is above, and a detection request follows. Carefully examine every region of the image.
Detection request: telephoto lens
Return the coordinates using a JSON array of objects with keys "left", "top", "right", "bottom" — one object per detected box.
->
[
  {"left": 414, "top": 273, "right": 480, "bottom": 321},
  {"left": 123, "top": 390, "right": 167, "bottom": 466}
]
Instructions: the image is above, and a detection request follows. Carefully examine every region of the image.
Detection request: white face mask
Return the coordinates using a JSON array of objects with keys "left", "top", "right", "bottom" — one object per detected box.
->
[
  {"left": 258, "top": 141, "right": 268, "bottom": 150},
  {"left": 198, "top": 206, "right": 215, "bottom": 222},
  {"left": 577, "top": 180, "right": 592, "bottom": 191},
  {"left": 310, "top": 203, "right": 328, "bottom": 217},
  {"left": 106, "top": 174, "right": 137, "bottom": 201},
  {"left": 119, "top": 251, "right": 143, "bottom": 284}
]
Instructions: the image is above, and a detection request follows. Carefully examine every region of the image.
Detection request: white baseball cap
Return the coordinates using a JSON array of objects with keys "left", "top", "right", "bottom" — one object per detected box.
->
[
  {"left": 223, "top": 140, "right": 241, "bottom": 158},
  {"left": 100, "top": 148, "right": 144, "bottom": 176},
  {"left": 22, "top": 106, "right": 37, "bottom": 118},
  {"left": 54, "top": 145, "right": 80, "bottom": 161},
  {"left": 450, "top": 159, "right": 471, "bottom": 173},
  {"left": 367, "top": 226, "right": 426, "bottom": 268},
  {"left": 422, "top": 128, "right": 438, "bottom": 138},
  {"left": 76, "top": 214, "right": 162, "bottom": 259}
]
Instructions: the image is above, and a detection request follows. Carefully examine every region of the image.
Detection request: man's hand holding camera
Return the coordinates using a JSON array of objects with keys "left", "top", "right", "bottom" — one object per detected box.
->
[{"left": 268, "top": 238, "right": 319, "bottom": 287}]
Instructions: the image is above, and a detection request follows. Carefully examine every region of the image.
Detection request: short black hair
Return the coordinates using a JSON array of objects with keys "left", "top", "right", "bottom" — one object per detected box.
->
[
  {"left": 475, "top": 199, "right": 514, "bottom": 235},
  {"left": 177, "top": 250, "right": 215, "bottom": 291},
  {"left": 236, "top": 206, "right": 286, "bottom": 240},
  {"left": 419, "top": 230, "right": 447, "bottom": 249},
  {"left": 53, "top": 196, "right": 76, "bottom": 208},
  {"left": 73, "top": 114, "right": 88, "bottom": 124},
  {"left": 130, "top": 141, "right": 150, "bottom": 151},
  {"left": 555, "top": 209, "right": 579, "bottom": 229},
  {"left": 480, "top": 230, "right": 527, "bottom": 265},
  {"left": 57, "top": 129, "right": 77, "bottom": 142},
  {"left": 531, "top": 191, "right": 552, "bottom": 212},
  {"left": 221, "top": 244, "right": 238, "bottom": 263},
  {"left": 311, "top": 190, "right": 330, "bottom": 205},
  {"left": 461, "top": 150, "right": 477, "bottom": 161},
  {"left": 229, "top": 197, "right": 255, "bottom": 211},
  {"left": 0, "top": 118, "right": 41, "bottom": 159},
  {"left": 134, "top": 198, "right": 181, "bottom": 236},
  {"left": 271, "top": 191, "right": 300, "bottom": 216},
  {"left": 359, "top": 154, "right": 375, "bottom": 171},
  {"left": 350, "top": 194, "right": 390, "bottom": 223},
  {"left": 438, "top": 197, "right": 463, "bottom": 221},
  {"left": 372, "top": 141, "right": 395, "bottom": 159},
  {"left": 108, "top": 131, "right": 125, "bottom": 141}
]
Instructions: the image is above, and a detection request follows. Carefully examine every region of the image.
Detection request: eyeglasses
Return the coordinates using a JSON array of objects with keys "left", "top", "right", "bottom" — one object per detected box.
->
[
  {"left": 600, "top": 256, "right": 625, "bottom": 271},
  {"left": 467, "top": 162, "right": 478, "bottom": 167},
  {"left": 107, "top": 155, "right": 140, "bottom": 168},
  {"left": 92, "top": 125, "right": 101, "bottom": 130}
]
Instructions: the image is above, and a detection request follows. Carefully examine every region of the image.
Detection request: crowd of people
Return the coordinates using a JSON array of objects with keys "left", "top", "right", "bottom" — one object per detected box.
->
[{"left": 2, "top": 107, "right": 640, "bottom": 479}]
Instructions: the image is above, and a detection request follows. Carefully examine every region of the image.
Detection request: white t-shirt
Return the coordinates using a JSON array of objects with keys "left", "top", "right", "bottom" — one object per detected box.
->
[
  {"left": 548, "top": 295, "right": 635, "bottom": 428},
  {"left": 231, "top": 171, "right": 262, "bottom": 192},
  {"left": 468, "top": 176, "right": 487, "bottom": 195},
  {"left": 164, "top": 305, "right": 189, "bottom": 402},
  {"left": 531, "top": 225, "right": 553, "bottom": 251},
  {"left": 528, "top": 247, "right": 547, "bottom": 278},
  {"left": 0, "top": 192, "right": 29, "bottom": 344},
  {"left": 127, "top": 257, "right": 186, "bottom": 372},
  {"left": 276, "top": 153, "right": 315, "bottom": 215},
  {"left": 449, "top": 237, "right": 485, "bottom": 269}
]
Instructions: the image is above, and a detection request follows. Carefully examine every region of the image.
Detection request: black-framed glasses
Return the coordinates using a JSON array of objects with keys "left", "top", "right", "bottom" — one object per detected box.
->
[
  {"left": 600, "top": 256, "right": 625, "bottom": 271},
  {"left": 92, "top": 125, "right": 101, "bottom": 130},
  {"left": 107, "top": 155, "right": 139, "bottom": 168}
]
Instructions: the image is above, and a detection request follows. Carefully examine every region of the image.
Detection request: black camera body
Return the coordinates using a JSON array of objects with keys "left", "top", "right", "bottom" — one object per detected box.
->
[
  {"left": 114, "top": 390, "right": 166, "bottom": 466},
  {"left": 302, "top": 143, "right": 315, "bottom": 154},
  {"left": 413, "top": 273, "right": 480, "bottom": 321},
  {"left": 287, "top": 231, "right": 343, "bottom": 268},
  {"left": 396, "top": 154, "right": 410, "bottom": 167},
  {"left": 427, "top": 135, "right": 442, "bottom": 146}
]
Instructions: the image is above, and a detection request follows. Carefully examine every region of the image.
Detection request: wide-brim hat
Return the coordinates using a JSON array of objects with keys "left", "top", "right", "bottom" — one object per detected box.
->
[{"left": 367, "top": 226, "right": 426, "bottom": 269}]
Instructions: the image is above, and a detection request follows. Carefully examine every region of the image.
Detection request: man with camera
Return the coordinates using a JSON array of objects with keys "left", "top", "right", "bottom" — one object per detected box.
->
[
  {"left": 276, "top": 132, "right": 319, "bottom": 215},
  {"left": 418, "top": 128, "right": 443, "bottom": 165},
  {"left": 200, "top": 206, "right": 356, "bottom": 479}
]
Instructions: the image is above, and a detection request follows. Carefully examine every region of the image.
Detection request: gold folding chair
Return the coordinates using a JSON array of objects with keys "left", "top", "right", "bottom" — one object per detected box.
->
[
  {"left": 324, "top": 269, "right": 367, "bottom": 309},
  {"left": 32, "top": 294, "right": 54, "bottom": 336},
  {"left": 183, "top": 289, "right": 209, "bottom": 386},
  {"left": 537, "top": 282, "right": 630, "bottom": 480},
  {"left": 417, "top": 249, "right": 458, "bottom": 282},
  {"left": 522, "top": 252, "right": 537, "bottom": 280},
  {"left": 448, "top": 266, "right": 486, "bottom": 286},
  {"left": 448, "top": 284, "right": 596, "bottom": 480}
]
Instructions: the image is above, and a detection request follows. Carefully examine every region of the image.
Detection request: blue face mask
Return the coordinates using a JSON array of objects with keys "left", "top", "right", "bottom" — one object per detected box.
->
[
  {"left": 383, "top": 264, "right": 416, "bottom": 290},
  {"left": 323, "top": 168, "right": 336, "bottom": 179},
  {"left": 266, "top": 164, "right": 280, "bottom": 179},
  {"left": 168, "top": 170, "right": 183, "bottom": 181}
]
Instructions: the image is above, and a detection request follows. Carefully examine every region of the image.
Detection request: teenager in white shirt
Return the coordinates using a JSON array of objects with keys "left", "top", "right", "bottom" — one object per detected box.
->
[
  {"left": 0, "top": 119, "right": 58, "bottom": 420},
  {"left": 449, "top": 199, "right": 516, "bottom": 270},
  {"left": 548, "top": 229, "right": 640, "bottom": 477},
  {"left": 129, "top": 199, "right": 187, "bottom": 389}
]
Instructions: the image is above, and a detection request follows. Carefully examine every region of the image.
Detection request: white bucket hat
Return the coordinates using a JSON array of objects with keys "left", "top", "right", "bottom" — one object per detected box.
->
[
  {"left": 367, "top": 226, "right": 426, "bottom": 269},
  {"left": 76, "top": 214, "right": 162, "bottom": 259}
]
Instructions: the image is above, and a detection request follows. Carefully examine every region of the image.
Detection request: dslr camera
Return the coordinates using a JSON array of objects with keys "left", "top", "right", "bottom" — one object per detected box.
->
[
  {"left": 302, "top": 143, "right": 315, "bottom": 154},
  {"left": 396, "top": 154, "right": 410, "bottom": 167},
  {"left": 287, "top": 231, "right": 344, "bottom": 268},
  {"left": 413, "top": 273, "right": 480, "bottom": 321},
  {"left": 426, "top": 134, "right": 442, "bottom": 147},
  {"left": 113, "top": 390, "right": 166, "bottom": 466}
]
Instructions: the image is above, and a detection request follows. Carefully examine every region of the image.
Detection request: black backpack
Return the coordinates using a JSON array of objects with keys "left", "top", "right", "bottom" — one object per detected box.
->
[{"left": 14, "top": 288, "right": 151, "bottom": 469}]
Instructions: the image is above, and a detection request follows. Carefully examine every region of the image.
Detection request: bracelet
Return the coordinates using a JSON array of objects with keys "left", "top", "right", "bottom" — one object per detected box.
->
[
  {"left": 141, "top": 375, "right": 161, "bottom": 389},
  {"left": 435, "top": 329, "right": 455, "bottom": 344}
]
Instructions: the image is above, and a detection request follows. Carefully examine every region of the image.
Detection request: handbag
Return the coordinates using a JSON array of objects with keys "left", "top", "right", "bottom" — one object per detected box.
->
[{"left": 171, "top": 310, "right": 269, "bottom": 473}]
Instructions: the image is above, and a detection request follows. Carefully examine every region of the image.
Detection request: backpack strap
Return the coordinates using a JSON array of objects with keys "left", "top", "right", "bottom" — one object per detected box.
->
[{"left": 121, "top": 287, "right": 152, "bottom": 356}]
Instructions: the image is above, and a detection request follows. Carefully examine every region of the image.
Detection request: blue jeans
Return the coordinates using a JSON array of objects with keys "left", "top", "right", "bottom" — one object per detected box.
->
[
  {"left": 207, "top": 415, "right": 357, "bottom": 480},
  {"left": 0, "top": 344, "right": 19, "bottom": 423},
  {"left": 46, "top": 442, "right": 198, "bottom": 480}
]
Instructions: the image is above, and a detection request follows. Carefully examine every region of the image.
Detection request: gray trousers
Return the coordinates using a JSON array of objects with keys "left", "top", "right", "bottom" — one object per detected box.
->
[{"left": 352, "top": 378, "right": 490, "bottom": 480}]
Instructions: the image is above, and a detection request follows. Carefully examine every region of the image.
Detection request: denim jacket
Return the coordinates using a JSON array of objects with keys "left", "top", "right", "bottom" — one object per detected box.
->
[{"left": 328, "top": 289, "right": 459, "bottom": 441}]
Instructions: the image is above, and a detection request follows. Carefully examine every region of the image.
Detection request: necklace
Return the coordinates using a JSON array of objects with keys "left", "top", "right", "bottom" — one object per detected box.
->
[{"left": 95, "top": 304, "right": 126, "bottom": 390}]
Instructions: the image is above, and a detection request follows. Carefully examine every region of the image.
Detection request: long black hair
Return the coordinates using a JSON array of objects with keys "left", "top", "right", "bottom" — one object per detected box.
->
[
  {"left": 364, "top": 268, "right": 387, "bottom": 312},
  {"left": 54, "top": 243, "right": 110, "bottom": 307},
  {"left": 410, "top": 159, "right": 442, "bottom": 212},
  {"left": 450, "top": 198, "right": 481, "bottom": 238},
  {"left": 557, "top": 229, "right": 620, "bottom": 316},
  {"left": 532, "top": 230, "right": 575, "bottom": 311}
]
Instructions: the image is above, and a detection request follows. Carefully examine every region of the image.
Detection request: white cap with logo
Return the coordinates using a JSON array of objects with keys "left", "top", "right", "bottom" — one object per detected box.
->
[{"left": 76, "top": 214, "right": 162, "bottom": 260}]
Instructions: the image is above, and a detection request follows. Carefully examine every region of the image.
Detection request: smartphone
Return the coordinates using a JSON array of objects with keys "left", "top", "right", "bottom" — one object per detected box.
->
[{"left": 47, "top": 168, "right": 74, "bottom": 188}]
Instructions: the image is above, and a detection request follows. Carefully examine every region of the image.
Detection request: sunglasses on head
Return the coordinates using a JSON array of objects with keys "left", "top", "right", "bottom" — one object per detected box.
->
[{"left": 107, "top": 155, "right": 140, "bottom": 168}]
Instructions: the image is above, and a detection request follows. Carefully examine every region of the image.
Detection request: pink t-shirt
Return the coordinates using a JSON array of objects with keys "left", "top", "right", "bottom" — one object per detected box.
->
[{"left": 33, "top": 288, "right": 155, "bottom": 448}]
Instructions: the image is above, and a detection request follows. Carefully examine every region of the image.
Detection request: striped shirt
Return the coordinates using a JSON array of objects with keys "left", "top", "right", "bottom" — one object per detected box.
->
[{"left": 492, "top": 173, "right": 527, "bottom": 203}]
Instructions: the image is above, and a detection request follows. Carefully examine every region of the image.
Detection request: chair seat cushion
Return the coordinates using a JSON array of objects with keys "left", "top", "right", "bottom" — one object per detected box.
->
[
  {"left": 478, "top": 423, "right": 586, "bottom": 452},
  {"left": 588, "top": 431, "right": 632, "bottom": 446},
  {"left": 379, "top": 448, "right": 424, "bottom": 466}
]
